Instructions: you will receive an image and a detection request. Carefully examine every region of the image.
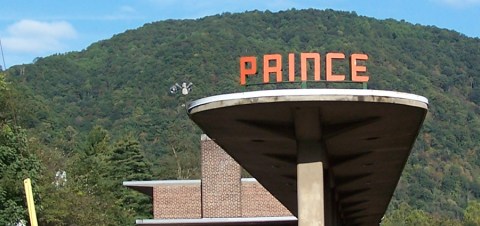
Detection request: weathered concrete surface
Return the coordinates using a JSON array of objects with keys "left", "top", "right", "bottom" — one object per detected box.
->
[{"left": 188, "top": 89, "right": 428, "bottom": 226}]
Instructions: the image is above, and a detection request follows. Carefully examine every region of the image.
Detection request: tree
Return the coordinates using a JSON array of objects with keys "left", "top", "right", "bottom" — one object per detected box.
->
[
  {"left": 464, "top": 200, "right": 480, "bottom": 226},
  {"left": 36, "top": 126, "right": 129, "bottom": 226},
  {"left": 382, "top": 202, "right": 433, "bottom": 226},
  {"left": 108, "top": 135, "right": 153, "bottom": 219},
  {"left": 69, "top": 125, "right": 112, "bottom": 195},
  {"left": 0, "top": 72, "right": 41, "bottom": 225},
  {"left": 0, "top": 72, "right": 12, "bottom": 122},
  {"left": 0, "top": 124, "right": 41, "bottom": 225}
]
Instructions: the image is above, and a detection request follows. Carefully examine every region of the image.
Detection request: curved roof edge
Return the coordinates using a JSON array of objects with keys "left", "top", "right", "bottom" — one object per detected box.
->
[{"left": 188, "top": 89, "right": 428, "bottom": 114}]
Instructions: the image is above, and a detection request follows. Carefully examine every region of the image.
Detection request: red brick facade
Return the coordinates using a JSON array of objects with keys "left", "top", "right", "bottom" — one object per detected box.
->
[
  {"left": 241, "top": 178, "right": 292, "bottom": 217},
  {"left": 201, "top": 135, "right": 242, "bottom": 217},
  {"left": 152, "top": 181, "right": 201, "bottom": 219},
  {"left": 150, "top": 135, "right": 293, "bottom": 219}
]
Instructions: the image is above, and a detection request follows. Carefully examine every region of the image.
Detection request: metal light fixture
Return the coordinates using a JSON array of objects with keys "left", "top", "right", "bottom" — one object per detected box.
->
[{"left": 170, "top": 82, "right": 193, "bottom": 95}]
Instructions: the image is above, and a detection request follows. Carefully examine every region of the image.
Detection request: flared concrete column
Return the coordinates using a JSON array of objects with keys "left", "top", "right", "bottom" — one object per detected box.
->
[
  {"left": 295, "top": 108, "right": 326, "bottom": 226},
  {"left": 297, "top": 145, "right": 325, "bottom": 226}
]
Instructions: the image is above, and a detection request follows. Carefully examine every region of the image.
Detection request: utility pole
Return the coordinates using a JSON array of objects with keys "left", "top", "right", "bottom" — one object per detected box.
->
[
  {"left": 168, "top": 81, "right": 194, "bottom": 179},
  {"left": 0, "top": 38, "right": 6, "bottom": 70}
]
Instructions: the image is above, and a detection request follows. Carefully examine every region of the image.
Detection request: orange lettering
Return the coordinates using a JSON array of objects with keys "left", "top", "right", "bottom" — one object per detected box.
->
[
  {"left": 263, "top": 54, "right": 282, "bottom": 83},
  {"left": 288, "top": 53, "right": 295, "bottom": 82},
  {"left": 301, "top": 53, "right": 320, "bottom": 81},
  {"left": 326, "top": 53, "right": 345, "bottom": 81},
  {"left": 240, "top": 56, "right": 257, "bottom": 85},
  {"left": 350, "top": 54, "right": 369, "bottom": 82},
  {"left": 240, "top": 52, "right": 369, "bottom": 85}
]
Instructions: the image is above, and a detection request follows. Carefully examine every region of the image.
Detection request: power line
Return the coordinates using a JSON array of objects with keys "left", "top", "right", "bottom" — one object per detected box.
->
[{"left": 0, "top": 38, "right": 6, "bottom": 70}]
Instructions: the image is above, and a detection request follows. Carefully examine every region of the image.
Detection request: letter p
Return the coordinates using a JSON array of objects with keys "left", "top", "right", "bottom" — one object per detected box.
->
[{"left": 240, "top": 56, "right": 257, "bottom": 85}]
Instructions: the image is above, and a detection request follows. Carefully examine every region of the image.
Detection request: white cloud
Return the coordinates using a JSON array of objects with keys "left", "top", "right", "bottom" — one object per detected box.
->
[
  {"left": 102, "top": 5, "right": 142, "bottom": 20},
  {"left": 120, "top": 5, "right": 136, "bottom": 14},
  {"left": 436, "top": 0, "right": 480, "bottom": 7},
  {"left": 2, "top": 20, "right": 77, "bottom": 54}
]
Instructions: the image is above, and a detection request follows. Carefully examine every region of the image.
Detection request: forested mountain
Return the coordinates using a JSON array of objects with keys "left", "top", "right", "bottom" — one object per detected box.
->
[{"left": 1, "top": 9, "right": 480, "bottom": 225}]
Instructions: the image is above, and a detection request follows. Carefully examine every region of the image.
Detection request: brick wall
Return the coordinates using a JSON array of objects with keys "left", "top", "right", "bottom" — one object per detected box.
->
[
  {"left": 201, "top": 135, "right": 242, "bottom": 217},
  {"left": 241, "top": 178, "right": 292, "bottom": 217},
  {"left": 152, "top": 181, "right": 201, "bottom": 219},
  {"left": 149, "top": 135, "right": 292, "bottom": 220}
]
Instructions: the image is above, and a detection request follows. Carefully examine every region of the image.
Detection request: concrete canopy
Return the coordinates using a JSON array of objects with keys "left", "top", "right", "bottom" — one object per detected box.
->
[{"left": 187, "top": 89, "right": 428, "bottom": 226}]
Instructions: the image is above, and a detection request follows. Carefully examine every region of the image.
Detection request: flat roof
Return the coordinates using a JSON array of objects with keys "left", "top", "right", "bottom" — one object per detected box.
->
[
  {"left": 123, "top": 180, "right": 200, "bottom": 196},
  {"left": 187, "top": 89, "right": 428, "bottom": 226},
  {"left": 123, "top": 178, "right": 260, "bottom": 196}
]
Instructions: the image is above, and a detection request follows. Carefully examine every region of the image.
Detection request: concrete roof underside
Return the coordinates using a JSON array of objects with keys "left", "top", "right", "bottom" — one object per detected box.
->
[{"left": 188, "top": 89, "right": 428, "bottom": 226}]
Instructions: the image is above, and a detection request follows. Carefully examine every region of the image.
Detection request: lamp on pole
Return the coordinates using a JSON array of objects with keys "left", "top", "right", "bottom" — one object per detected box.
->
[
  {"left": 170, "top": 82, "right": 193, "bottom": 107},
  {"left": 168, "top": 81, "right": 194, "bottom": 179},
  {"left": 170, "top": 82, "right": 193, "bottom": 96}
]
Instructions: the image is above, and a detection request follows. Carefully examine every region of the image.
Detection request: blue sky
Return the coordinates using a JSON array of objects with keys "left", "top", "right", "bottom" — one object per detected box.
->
[{"left": 0, "top": 0, "right": 479, "bottom": 69}]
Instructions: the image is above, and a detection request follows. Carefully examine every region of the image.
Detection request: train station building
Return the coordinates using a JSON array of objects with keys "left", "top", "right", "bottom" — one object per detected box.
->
[
  {"left": 125, "top": 88, "right": 428, "bottom": 226},
  {"left": 124, "top": 50, "right": 428, "bottom": 226}
]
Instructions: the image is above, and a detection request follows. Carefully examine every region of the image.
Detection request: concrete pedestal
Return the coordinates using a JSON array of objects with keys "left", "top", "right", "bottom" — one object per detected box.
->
[{"left": 297, "top": 160, "right": 324, "bottom": 226}]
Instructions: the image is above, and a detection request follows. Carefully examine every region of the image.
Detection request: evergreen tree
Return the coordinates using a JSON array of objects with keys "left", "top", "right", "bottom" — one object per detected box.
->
[
  {"left": 69, "top": 125, "right": 111, "bottom": 195},
  {"left": 109, "top": 135, "right": 153, "bottom": 219}
]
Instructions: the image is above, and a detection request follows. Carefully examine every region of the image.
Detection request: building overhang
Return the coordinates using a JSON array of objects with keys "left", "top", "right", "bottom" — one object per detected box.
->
[
  {"left": 187, "top": 89, "right": 428, "bottom": 225},
  {"left": 123, "top": 180, "right": 200, "bottom": 197}
]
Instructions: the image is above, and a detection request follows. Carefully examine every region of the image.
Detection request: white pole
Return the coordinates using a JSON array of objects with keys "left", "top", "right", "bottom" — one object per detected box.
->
[{"left": 0, "top": 38, "right": 6, "bottom": 70}]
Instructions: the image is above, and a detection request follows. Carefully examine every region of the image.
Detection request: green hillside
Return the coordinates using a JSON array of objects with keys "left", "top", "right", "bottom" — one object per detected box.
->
[{"left": 2, "top": 9, "right": 480, "bottom": 225}]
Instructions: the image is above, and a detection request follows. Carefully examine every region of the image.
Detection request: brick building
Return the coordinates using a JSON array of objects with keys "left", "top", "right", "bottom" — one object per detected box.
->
[{"left": 124, "top": 135, "right": 296, "bottom": 225}]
